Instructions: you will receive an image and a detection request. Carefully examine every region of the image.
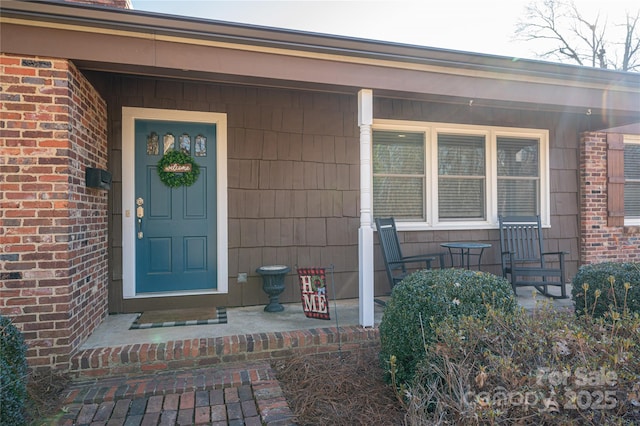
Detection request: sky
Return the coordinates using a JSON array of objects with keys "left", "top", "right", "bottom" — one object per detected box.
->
[{"left": 130, "top": 0, "right": 638, "bottom": 63}]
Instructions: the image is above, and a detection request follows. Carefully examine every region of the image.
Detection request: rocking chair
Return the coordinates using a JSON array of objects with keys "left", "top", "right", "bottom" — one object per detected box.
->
[
  {"left": 498, "top": 215, "right": 568, "bottom": 299},
  {"left": 375, "top": 217, "right": 446, "bottom": 290}
]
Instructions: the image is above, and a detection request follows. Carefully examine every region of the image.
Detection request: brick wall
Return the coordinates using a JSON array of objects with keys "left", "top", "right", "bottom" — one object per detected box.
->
[
  {"left": 579, "top": 131, "right": 640, "bottom": 264},
  {"left": 0, "top": 54, "right": 109, "bottom": 370},
  {"left": 63, "top": 0, "right": 131, "bottom": 9}
]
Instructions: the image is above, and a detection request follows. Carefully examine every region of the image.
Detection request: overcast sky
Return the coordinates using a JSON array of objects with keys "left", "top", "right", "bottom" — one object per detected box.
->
[{"left": 130, "top": 0, "right": 638, "bottom": 62}]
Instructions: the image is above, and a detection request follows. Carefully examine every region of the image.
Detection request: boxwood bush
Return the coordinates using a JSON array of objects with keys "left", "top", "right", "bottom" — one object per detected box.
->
[
  {"left": 572, "top": 262, "right": 640, "bottom": 318},
  {"left": 0, "top": 316, "right": 28, "bottom": 426},
  {"left": 379, "top": 269, "right": 517, "bottom": 385}
]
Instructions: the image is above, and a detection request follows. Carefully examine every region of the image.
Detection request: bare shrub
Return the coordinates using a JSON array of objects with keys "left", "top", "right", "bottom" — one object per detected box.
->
[{"left": 404, "top": 301, "right": 640, "bottom": 425}]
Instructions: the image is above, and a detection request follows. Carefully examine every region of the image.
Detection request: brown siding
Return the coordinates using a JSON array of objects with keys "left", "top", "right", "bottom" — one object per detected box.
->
[
  {"left": 87, "top": 73, "right": 361, "bottom": 312},
  {"left": 89, "top": 73, "right": 588, "bottom": 312},
  {"left": 373, "top": 97, "right": 582, "bottom": 283}
]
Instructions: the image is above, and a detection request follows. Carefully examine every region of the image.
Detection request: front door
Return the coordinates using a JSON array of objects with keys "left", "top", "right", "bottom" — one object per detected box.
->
[{"left": 134, "top": 120, "right": 217, "bottom": 293}]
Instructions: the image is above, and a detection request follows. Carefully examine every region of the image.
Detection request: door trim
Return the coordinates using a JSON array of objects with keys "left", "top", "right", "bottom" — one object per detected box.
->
[{"left": 121, "top": 107, "right": 228, "bottom": 299}]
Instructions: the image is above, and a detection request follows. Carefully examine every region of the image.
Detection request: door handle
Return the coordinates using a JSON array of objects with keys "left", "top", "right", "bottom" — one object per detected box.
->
[{"left": 136, "top": 197, "right": 144, "bottom": 239}]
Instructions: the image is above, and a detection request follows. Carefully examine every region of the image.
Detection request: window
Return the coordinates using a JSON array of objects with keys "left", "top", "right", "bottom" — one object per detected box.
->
[
  {"left": 625, "top": 136, "right": 640, "bottom": 225},
  {"left": 497, "top": 137, "right": 540, "bottom": 216},
  {"left": 438, "top": 134, "right": 486, "bottom": 220},
  {"left": 372, "top": 121, "right": 549, "bottom": 229},
  {"left": 372, "top": 131, "right": 425, "bottom": 220}
]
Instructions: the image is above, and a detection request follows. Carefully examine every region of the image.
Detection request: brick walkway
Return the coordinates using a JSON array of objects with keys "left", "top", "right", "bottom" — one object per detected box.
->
[{"left": 48, "top": 361, "right": 296, "bottom": 425}]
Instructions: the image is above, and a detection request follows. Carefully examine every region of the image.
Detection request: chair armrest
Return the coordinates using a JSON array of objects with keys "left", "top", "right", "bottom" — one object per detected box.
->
[
  {"left": 389, "top": 256, "right": 435, "bottom": 269},
  {"left": 402, "top": 254, "right": 437, "bottom": 262},
  {"left": 541, "top": 251, "right": 568, "bottom": 262}
]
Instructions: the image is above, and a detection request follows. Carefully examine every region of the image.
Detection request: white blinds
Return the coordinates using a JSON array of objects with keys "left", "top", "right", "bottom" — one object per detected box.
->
[
  {"left": 625, "top": 143, "right": 640, "bottom": 218},
  {"left": 497, "top": 137, "right": 540, "bottom": 216},
  {"left": 373, "top": 131, "right": 425, "bottom": 219}
]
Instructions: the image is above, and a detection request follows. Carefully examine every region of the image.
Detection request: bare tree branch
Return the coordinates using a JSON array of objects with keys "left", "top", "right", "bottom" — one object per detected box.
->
[{"left": 516, "top": 0, "right": 640, "bottom": 71}]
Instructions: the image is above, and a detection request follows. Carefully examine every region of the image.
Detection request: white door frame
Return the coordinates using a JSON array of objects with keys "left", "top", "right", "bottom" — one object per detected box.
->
[{"left": 121, "top": 107, "right": 228, "bottom": 298}]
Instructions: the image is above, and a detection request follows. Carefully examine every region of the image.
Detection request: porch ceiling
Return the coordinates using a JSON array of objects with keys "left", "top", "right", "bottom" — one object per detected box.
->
[{"left": 1, "top": 0, "right": 639, "bottom": 124}]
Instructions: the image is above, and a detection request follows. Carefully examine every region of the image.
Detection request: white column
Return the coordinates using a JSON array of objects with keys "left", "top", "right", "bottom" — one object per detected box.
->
[{"left": 358, "top": 89, "right": 375, "bottom": 327}]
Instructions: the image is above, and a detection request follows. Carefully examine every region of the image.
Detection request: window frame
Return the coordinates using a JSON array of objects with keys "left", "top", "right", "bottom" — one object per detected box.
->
[
  {"left": 624, "top": 134, "right": 640, "bottom": 226},
  {"left": 372, "top": 119, "right": 550, "bottom": 230}
]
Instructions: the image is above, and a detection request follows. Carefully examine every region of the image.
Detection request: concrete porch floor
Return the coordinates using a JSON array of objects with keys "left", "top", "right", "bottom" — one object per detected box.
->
[
  {"left": 57, "top": 288, "right": 574, "bottom": 425},
  {"left": 69, "top": 286, "right": 573, "bottom": 379},
  {"left": 81, "top": 298, "right": 386, "bottom": 350},
  {"left": 82, "top": 286, "right": 573, "bottom": 350}
]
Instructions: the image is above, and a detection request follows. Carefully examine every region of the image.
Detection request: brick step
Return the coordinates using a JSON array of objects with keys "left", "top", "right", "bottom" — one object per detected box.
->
[
  {"left": 59, "top": 362, "right": 296, "bottom": 425},
  {"left": 63, "top": 362, "right": 275, "bottom": 404},
  {"left": 69, "top": 325, "right": 380, "bottom": 380}
]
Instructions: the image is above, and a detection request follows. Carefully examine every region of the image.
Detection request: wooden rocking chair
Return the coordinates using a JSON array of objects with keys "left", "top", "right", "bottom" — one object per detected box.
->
[
  {"left": 375, "top": 217, "right": 446, "bottom": 290},
  {"left": 498, "top": 215, "right": 568, "bottom": 299}
]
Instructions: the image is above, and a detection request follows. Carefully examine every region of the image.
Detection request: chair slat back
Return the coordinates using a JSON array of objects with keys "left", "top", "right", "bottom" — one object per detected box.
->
[
  {"left": 375, "top": 217, "right": 404, "bottom": 267},
  {"left": 499, "top": 215, "right": 544, "bottom": 264}
]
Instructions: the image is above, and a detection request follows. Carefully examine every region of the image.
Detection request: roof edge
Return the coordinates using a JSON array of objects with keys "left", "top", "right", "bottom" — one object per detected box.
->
[{"left": 3, "top": 0, "right": 639, "bottom": 88}]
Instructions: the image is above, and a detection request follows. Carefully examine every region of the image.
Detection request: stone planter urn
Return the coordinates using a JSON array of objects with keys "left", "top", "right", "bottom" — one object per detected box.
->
[{"left": 255, "top": 265, "right": 290, "bottom": 312}]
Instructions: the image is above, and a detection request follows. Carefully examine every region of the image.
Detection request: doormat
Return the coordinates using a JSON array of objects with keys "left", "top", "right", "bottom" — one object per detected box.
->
[{"left": 129, "top": 306, "right": 227, "bottom": 329}]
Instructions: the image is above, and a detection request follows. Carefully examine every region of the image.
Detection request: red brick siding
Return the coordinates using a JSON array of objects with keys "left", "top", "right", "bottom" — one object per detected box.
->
[
  {"left": 68, "top": 326, "right": 379, "bottom": 379},
  {"left": 579, "top": 131, "right": 640, "bottom": 263},
  {"left": 0, "top": 54, "right": 109, "bottom": 370},
  {"left": 63, "top": 0, "right": 131, "bottom": 8}
]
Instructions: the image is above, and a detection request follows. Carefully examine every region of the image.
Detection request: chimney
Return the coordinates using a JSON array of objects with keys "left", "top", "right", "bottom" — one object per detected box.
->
[{"left": 63, "top": 0, "right": 132, "bottom": 9}]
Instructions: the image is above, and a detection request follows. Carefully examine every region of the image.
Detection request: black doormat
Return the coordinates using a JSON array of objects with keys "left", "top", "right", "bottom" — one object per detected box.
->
[{"left": 129, "top": 306, "right": 227, "bottom": 329}]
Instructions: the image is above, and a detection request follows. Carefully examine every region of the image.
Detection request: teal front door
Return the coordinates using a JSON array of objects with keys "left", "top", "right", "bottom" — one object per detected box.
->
[{"left": 134, "top": 120, "right": 217, "bottom": 293}]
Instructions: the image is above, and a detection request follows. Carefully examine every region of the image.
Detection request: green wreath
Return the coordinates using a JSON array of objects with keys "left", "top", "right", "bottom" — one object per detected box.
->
[{"left": 157, "top": 151, "right": 200, "bottom": 188}]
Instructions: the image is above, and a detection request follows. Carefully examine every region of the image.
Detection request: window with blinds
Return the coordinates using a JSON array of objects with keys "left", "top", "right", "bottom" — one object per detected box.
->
[
  {"left": 625, "top": 141, "right": 640, "bottom": 219},
  {"left": 371, "top": 120, "right": 548, "bottom": 228},
  {"left": 373, "top": 131, "right": 425, "bottom": 219},
  {"left": 438, "top": 134, "right": 486, "bottom": 219},
  {"left": 497, "top": 137, "right": 540, "bottom": 216}
]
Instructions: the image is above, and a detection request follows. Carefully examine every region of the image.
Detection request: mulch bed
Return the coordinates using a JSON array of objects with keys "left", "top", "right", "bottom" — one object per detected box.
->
[
  {"left": 26, "top": 370, "right": 71, "bottom": 424},
  {"left": 27, "top": 348, "right": 404, "bottom": 425},
  {"left": 272, "top": 348, "right": 405, "bottom": 425}
]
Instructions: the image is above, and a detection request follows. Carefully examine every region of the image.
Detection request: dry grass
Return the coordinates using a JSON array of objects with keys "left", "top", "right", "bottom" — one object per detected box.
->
[{"left": 272, "top": 348, "right": 405, "bottom": 425}]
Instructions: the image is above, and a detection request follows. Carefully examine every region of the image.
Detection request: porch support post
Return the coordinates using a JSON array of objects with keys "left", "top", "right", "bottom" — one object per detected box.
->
[{"left": 358, "top": 89, "right": 375, "bottom": 327}]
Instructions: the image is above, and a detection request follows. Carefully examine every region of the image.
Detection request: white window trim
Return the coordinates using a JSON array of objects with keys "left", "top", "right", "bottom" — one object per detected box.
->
[
  {"left": 121, "top": 107, "right": 228, "bottom": 299},
  {"left": 624, "top": 134, "right": 640, "bottom": 227},
  {"left": 373, "top": 119, "right": 550, "bottom": 230}
]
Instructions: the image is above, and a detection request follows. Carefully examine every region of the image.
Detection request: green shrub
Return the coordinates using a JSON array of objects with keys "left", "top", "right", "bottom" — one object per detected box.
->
[
  {"left": 379, "top": 269, "right": 517, "bottom": 385},
  {"left": 407, "top": 304, "right": 640, "bottom": 424},
  {"left": 0, "top": 316, "right": 28, "bottom": 426},
  {"left": 572, "top": 262, "right": 640, "bottom": 318}
]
